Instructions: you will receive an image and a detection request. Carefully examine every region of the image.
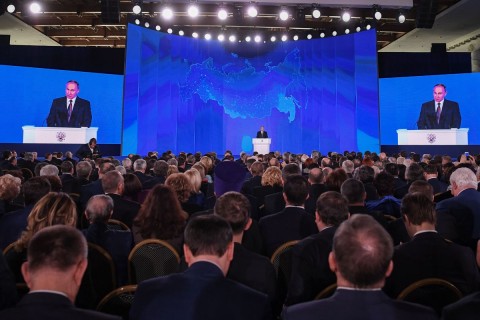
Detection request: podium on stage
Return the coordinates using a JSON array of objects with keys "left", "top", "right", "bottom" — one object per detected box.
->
[
  {"left": 396, "top": 128, "right": 468, "bottom": 145},
  {"left": 252, "top": 138, "right": 271, "bottom": 154},
  {"left": 22, "top": 126, "right": 98, "bottom": 144}
]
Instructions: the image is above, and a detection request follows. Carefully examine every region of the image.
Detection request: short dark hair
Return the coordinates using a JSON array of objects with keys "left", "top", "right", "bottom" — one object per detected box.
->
[
  {"left": 308, "top": 167, "right": 323, "bottom": 184},
  {"left": 408, "top": 180, "right": 434, "bottom": 199},
  {"left": 184, "top": 215, "right": 232, "bottom": 257},
  {"left": 85, "top": 194, "right": 114, "bottom": 224},
  {"left": 355, "top": 165, "right": 375, "bottom": 184},
  {"left": 373, "top": 172, "right": 395, "bottom": 197},
  {"left": 316, "top": 191, "right": 349, "bottom": 226},
  {"left": 283, "top": 175, "right": 309, "bottom": 206},
  {"left": 60, "top": 161, "right": 73, "bottom": 173},
  {"left": 22, "top": 176, "right": 51, "bottom": 206},
  {"left": 384, "top": 163, "right": 399, "bottom": 176},
  {"left": 282, "top": 163, "right": 301, "bottom": 178},
  {"left": 214, "top": 191, "right": 250, "bottom": 234},
  {"left": 76, "top": 161, "right": 92, "bottom": 179},
  {"left": 406, "top": 163, "right": 425, "bottom": 182},
  {"left": 340, "top": 178, "right": 365, "bottom": 204},
  {"left": 27, "top": 225, "right": 87, "bottom": 273},
  {"left": 333, "top": 214, "right": 393, "bottom": 288},
  {"left": 401, "top": 192, "right": 435, "bottom": 225}
]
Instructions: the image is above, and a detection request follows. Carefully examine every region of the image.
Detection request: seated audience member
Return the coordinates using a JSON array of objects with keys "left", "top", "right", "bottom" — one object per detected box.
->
[
  {"left": 435, "top": 167, "right": 480, "bottom": 249},
  {"left": 384, "top": 163, "right": 407, "bottom": 190},
  {"left": 384, "top": 193, "right": 480, "bottom": 298},
  {"left": 132, "top": 184, "right": 187, "bottom": 254},
  {"left": 0, "top": 174, "right": 23, "bottom": 215},
  {"left": 282, "top": 215, "right": 437, "bottom": 320},
  {"left": 214, "top": 192, "right": 277, "bottom": 312},
  {"left": 0, "top": 177, "right": 51, "bottom": 250},
  {"left": 75, "top": 161, "right": 92, "bottom": 186},
  {"left": 341, "top": 160, "right": 354, "bottom": 178},
  {"left": 17, "top": 152, "right": 36, "bottom": 174},
  {"left": 366, "top": 172, "right": 401, "bottom": 218},
  {"left": 0, "top": 225, "right": 120, "bottom": 320},
  {"left": 394, "top": 163, "right": 425, "bottom": 199},
  {"left": 59, "top": 161, "right": 81, "bottom": 194},
  {"left": 409, "top": 180, "right": 434, "bottom": 200},
  {"left": 324, "top": 168, "right": 348, "bottom": 192},
  {"left": 5, "top": 192, "right": 77, "bottom": 283},
  {"left": 303, "top": 168, "right": 327, "bottom": 216},
  {"left": 241, "top": 161, "right": 264, "bottom": 196},
  {"left": 132, "top": 159, "right": 155, "bottom": 190},
  {"left": 286, "top": 191, "right": 349, "bottom": 305},
  {"left": 63, "top": 151, "right": 77, "bottom": 168},
  {"left": 424, "top": 164, "right": 448, "bottom": 194},
  {"left": 252, "top": 166, "right": 283, "bottom": 211},
  {"left": 122, "top": 173, "right": 143, "bottom": 203},
  {"left": 79, "top": 161, "right": 116, "bottom": 209},
  {"left": 166, "top": 173, "right": 203, "bottom": 215},
  {"left": 0, "top": 252, "right": 16, "bottom": 311},
  {"left": 39, "top": 164, "right": 59, "bottom": 177},
  {"left": 259, "top": 175, "right": 317, "bottom": 257},
  {"left": 102, "top": 171, "right": 140, "bottom": 228},
  {"left": 150, "top": 160, "right": 168, "bottom": 186},
  {"left": 83, "top": 194, "right": 133, "bottom": 285},
  {"left": 353, "top": 165, "right": 379, "bottom": 201},
  {"left": 184, "top": 168, "right": 205, "bottom": 208},
  {"left": 442, "top": 291, "right": 480, "bottom": 320},
  {"left": 130, "top": 215, "right": 271, "bottom": 320},
  {"left": 122, "top": 157, "right": 133, "bottom": 173},
  {"left": 115, "top": 165, "right": 126, "bottom": 175}
]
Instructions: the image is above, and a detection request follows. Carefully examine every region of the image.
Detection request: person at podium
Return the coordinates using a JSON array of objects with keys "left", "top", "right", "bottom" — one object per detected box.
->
[
  {"left": 46, "top": 80, "right": 92, "bottom": 128},
  {"left": 76, "top": 138, "right": 101, "bottom": 160},
  {"left": 256, "top": 126, "right": 268, "bottom": 138},
  {"left": 417, "top": 84, "right": 461, "bottom": 130}
]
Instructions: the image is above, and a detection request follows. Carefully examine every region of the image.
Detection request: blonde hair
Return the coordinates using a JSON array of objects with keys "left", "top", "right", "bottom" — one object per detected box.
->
[
  {"left": 15, "top": 192, "right": 77, "bottom": 251},
  {"left": 184, "top": 169, "right": 202, "bottom": 193},
  {"left": 165, "top": 173, "right": 193, "bottom": 203},
  {"left": 200, "top": 156, "right": 213, "bottom": 173},
  {"left": 0, "top": 174, "right": 22, "bottom": 201},
  {"left": 167, "top": 165, "right": 179, "bottom": 177},
  {"left": 261, "top": 166, "right": 283, "bottom": 187}
]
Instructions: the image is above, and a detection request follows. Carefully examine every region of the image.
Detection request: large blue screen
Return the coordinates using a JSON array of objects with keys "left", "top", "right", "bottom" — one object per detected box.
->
[
  {"left": 379, "top": 73, "right": 480, "bottom": 145},
  {"left": 124, "top": 24, "right": 379, "bottom": 155},
  {"left": 0, "top": 65, "right": 123, "bottom": 144}
]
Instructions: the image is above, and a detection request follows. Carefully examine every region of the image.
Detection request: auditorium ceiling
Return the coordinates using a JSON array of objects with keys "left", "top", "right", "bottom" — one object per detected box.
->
[{"left": 1, "top": 0, "right": 479, "bottom": 53}]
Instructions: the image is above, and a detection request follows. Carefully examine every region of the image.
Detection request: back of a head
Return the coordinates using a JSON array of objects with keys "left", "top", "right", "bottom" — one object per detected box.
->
[
  {"left": 408, "top": 180, "right": 434, "bottom": 200},
  {"left": 60, "top": 161, "right": 74, "bottom": 174},
  {"left": 165, "top": 173, "right": 193, "bottom": 203},
  {"left": 261, "top": 166, "right": 282, "bottom": 187},
  {"left": 101, "top": 170, "right": 124, "bottom": 194},
  {"left": 153, "top": 160, "right": 169, "bottom": 177},
  {"left": 40, "top": 164, "right": 59, "bottom": 177},
  {"left": 308, "top": 167, "right": 323, "bottom": 184},
  {"left": 406, "top": 163, "right": 425, "bottom": 182},
  {"left": 341, "top": 160, "right": 354, "bottom": 174},
  {"left": 99, "top": 161, "right": 116, "bottom": 175},
  {"left": 316, "top": 191, "right": 349, "bottom": 227},
  {"left": 450, "top": 167, "right": 477, "bottom": 190},
  {"left": 284, "top": 174, "right": 309, "bottom": 205},
  {"left": 282, "top": 163, "right": 301, "bottom": 179},
  {"left": 401, "top": 192, "right": 435, "bottom": 226},
  {"left": 27, "top": 225, "right": 87, "bottom": 274},
  {"left": 355, "top": 165, "right": 375, "bottom": 183},
  {"left": 123, "top": 173, "right": 142, "bottom": 198},
  {"left": 373, "top": 172, "right": 395, "bottom": 197},
  {"left": 250, "top": 161, "right": 264, "bottom": 176},
  {"left": 340, "top": 178, "right": 365, "bottom": 204},
  {"left": 23, "top": 176, "right": 52, "bottom": 206},
  {"left": 384, "top": 163, "right": 399, "bottom": 176},
  {"left": 85, "top": 194, "right": 114, "bottom": 224},
  {"left": 0, "top": 174, "right": 22, "bottom": 201},
  {"left": 424, "top": 164, "right": 439, "bottom": 175},
  {"left": 325, "top": 168, "right": 348, "bottom": 192},
  {"left": 214, "top": 191, "right": 250, "bottom": 235},
  {"left": 333, "top": 214, "right": 393, "bottom": 288},
  {"left": 184, "top": 215, "right": 233, "bottom": 257},
  {"left": 76, "top": 161, "right": 92, "bottom": 179}
]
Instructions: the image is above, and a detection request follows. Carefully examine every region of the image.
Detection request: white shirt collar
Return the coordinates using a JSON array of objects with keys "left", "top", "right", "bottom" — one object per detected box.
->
[{"left": 67, "top": 97, "right": 77, "bottom": 107}]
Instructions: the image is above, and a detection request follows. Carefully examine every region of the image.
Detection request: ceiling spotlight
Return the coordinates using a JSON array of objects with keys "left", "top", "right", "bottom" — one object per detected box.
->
[
  {"left": 156, "top": 25, "right": 161, "bottom": 31},
  {"left": 187, "top": 4, "right": 199, "bottom": 17},
  {"left": 320, "top": 32, "right": 325, "bottom": 38},
  {"left": 218, "top": 34, "right": 225, "bottom": 41},
  {"left": 312, "top": 8, "right": 321, "bottom": 19},
  {"left": 293, "top": 35, "right": 299, "bottom": 41},
  {"left": 218, "top": 8, "right": 228, "bottom": 20},
  {"left": 307, "top": 34, "right": 312, "bottom": 39},
  {"left": 366, "top": 24, "right": 371, "bottom": 30},
  {"left": 398, "top": 12, "right": 406, "bottom": 23},
  {"left": 281, "top": 34, "right": 288, "bottom": 42},
  {"left": 132, "top": 4, "right": 142, "bottom": 15},
  {"left": 135, "top": 19, "right": 140, "bottom": 25},
  {"left": 342, "top": 11, "right": 351, "bottom": 22},
  {"left": 192, "top": 32, "right": 199, "bottom": 38},
  {"left": 162, "top": 7, "right": 174, "bottom": 20},
  {"left": 245, "top": 36, "right": 251, "bottom": 42},
  {"left": 254, "top": 35, "right": 261, "bottom": 43},
  {"left": 29, "top": 2, "right": 41, "bottom": 14},
  {"left": 279, "top": 9, "right": 289, "bottom": 21},
  {"left": 144, "top": 22, "right": 149, "bottom": 28},
  {"left": 356, "top": 26, "right": 361, "bottom": 32},
  {"left": 247, "top": 5, "right": 258, "bottom": 18},
  {"left": 345, "top": 29, "right": 350, "bottom": 34},
  {"left": 374, "top": 6, "right": 382, "bottom": 20},
  {"left": 229, "top": 35, "right": 236, "bottom": 42},
  {"left": 270, "top": 36, "right": 276, "bottom": 42},
  {"left": 167, "top": 28, "right": 173, "bottom": 34},
  {"left": 179, "top": 30, "right": 184, "bottom": 36},
  {"left": 205, "top": 33, "right": 212, "bottom": 40},
  {"left": 7, "top": 4, "right": 16, "bottom": 13},
  {"left": 332, "top": 31, "right": 337, "bottom": 36}
]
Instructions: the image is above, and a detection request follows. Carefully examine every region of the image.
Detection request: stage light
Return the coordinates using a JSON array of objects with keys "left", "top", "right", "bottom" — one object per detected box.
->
[
  {"left": 366, "top": 24, "right": 371, "bottom": 30},
  {"left": 162, "top": 7, "right": 173, "bottom": 20},
  {"left": 218, "top": 34, "right": 225, "bottom": 41},
  {"left": 281, "top": 34, "right": 287, "bottom": 42},
  {"left": 192, "top": 32, "right": 199, "bottom": 38},
  {"left": 229, "top": 35, "right": 236, "bottom": 42},
  {"left": 179, "top": 30, "right": 184, "bottom": 36},
  {"left": 132, "top": 4, "right": 142, "bottom": 15},
  {"left": 205, "top": 33, "right": 212, "bottom": 40},
  {"left": 247, "top": 5, "right": 258, "bottom": 18},
  {"left": 345, "top": 28, "right": 350, "bottom": 34},
  {"left": 245, "top": 36, "right": 251, "bottom": 42},
  {"left": 29, "top": 2, "right": 41, "bottom": 14},
  {"left": 7, "top": 3, "right": 16, "bottom": 13},
  {"left": 144, "top": 22, "right": 149, "bottom": 28},
  {"left": 320, "top": 32, "right": 325, "bottom": 38},
  {"left": 312, "top": 8, "right": 321, "bottom": 19},
  {"left": 187, "top": 4, "right": 199, "bottom": 17},
  {"left": 135, "top": 19, "right": 140, "bottom": 25},
  {"left": 167, "top": 28, "right": 173, "bottom": 34},
  {"left": 342, "top": 10, "right": 351, "bottom": 22},
  {"left": 307, "top": 34, "right": 312, "bottom": 39},
  {"left": 293, "top": 35, "right": 299, "bottom": 41},
  {"left": 398, "top": 12, "right": 406, "bottom": 23},
  {"left": 373, "top": 6, "right": 382, "bottom": 20},
  {"left": 155, "top": 25, "right": 161, "bottom": 31},
  {"left": 218, "top": 8, "right": 228, "bottom": 20},
  {"left": 270, "top": 36, "right": 276, "bottom": 42},
  {"left": 279, "top": 9, "right": 289, "bottom": 21},
  {"left": 254, "top": 35, "right": 261, "bottom": 43},
  {"left": 332, "top": 30, "right": 337, "bottom": 36},
  {"left": 356, "top": 26, "right": 361, "bottom": 32}
]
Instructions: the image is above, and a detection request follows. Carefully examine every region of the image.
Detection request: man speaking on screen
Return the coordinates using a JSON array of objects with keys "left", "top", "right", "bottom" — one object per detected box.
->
[
  {"left": 417, "top": 83, "right": 461, "bottom": 130},
  {"left": 46, "top": 80, "right": 92, "bottom": 127}
]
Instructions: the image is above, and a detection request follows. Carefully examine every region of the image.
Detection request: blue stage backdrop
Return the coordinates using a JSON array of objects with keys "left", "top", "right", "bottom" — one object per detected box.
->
[
  {"left": 124, "top": 25, "right": 379, "bottom": 155},
  {"left": 0, "top": 65, "right": 123, "bottom": 144},
  {"left": 379, "top": 73, "right": 480, "bottom": 145}
]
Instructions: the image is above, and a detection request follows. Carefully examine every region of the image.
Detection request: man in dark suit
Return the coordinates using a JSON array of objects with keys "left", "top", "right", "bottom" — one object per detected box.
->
[
  {"left": 241, "top": 161, "right": 264, "bottom": 196},
  {"left": 75, "top": 138, "right": 101, "bottom": 160},
  {"left": 79, "top": 161, "right": 115, "bottom": 210},
  {"left": 0, "top": 225, "right": 120, "bottom": 320},
  {"left": 130, "top": 215, "right": 271, "bottom": 320},
  {"left": 286, "top": 191, "right": 349, "bottom": 306},
  {"left": 417, "top": 83, "right": 461, "bottom": 129},
  {"left": 442, "top": 291, "right": 480, "bottom": 320},
  {"left": 132, "top": 159, "right": 155, "bottom": 189},
  {"left": 424, "top": 164, "right": 448, "bottom": 194},
  {"left": 259, "top": 175, "right": 317, "bottom": 257},
  {"left": 256, "top": 125, "right": 268, "bottom": 138},
  {"left": 282, "top": 215, "right": 437, "bottom": 320},
  {"left": 384, "top": 192, "right": 480, "bottom": 298},
  {"left": 436, "top": 167, "right": 480, "bottom": 248},
  {"left": 59, "top": 161, "right": 82, "bottom": 194},
  {"left": 304, "top": 168, "right": 327, "bottom": 216},
  {"left": 101, "top": 171, "right": 140, "bottom": 228},
  {"left": 214, "top": 192, "right": 277, "bottom": 313},
  {"left": 47, "top": 80, "right": 92, "bottom": 128}
]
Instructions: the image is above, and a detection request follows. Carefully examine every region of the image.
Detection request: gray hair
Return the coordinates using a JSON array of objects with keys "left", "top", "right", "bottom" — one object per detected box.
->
[
  {"left": 450, "top": 167, "right": 477, "bottom": 190},
  {"left": 134, "top": 159, "right": 147, "bottom": 171},
  {"left": 40, "top": 164, "right": 59, "bottom": 177},
  {"left": 116, "top": 165, "right": 127, "bottom": 175}
]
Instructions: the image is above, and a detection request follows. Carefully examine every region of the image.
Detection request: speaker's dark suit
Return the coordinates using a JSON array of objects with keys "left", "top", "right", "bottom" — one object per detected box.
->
[
  {"left": 47, "top": 97, "right": 92, "bottom": 128},
  {"left": 417, "top": 99, "right": 461, "bottom": 129},
  {"left": 435, "top": 188, "right": 480, "bottom": 248},
  {"left": 256, "top": 131, "right": 268, "bottom": 138},
  {"left": 259, "top": 206, "right": 317, "bottom": 257},
  {"left": 130, "top": 261, "right": 271, "bottom": 320},
  {"left": 282, "top": 289, "right": 437, "bottom": 320},
  {"left": 286, "top": 226, "right": 336, "bottom": 306},
  {"left": 442, "top": 291, "right": 480, "bottom": 320},
  {"left": 383, "top": 231, "right": 480, "bottom": 298},
  {"left": 0, "top": 292, "right": 120, "bottom": 320}
]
